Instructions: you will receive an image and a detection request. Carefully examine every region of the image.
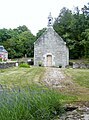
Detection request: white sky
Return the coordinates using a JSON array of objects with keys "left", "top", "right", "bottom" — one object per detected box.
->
[{"left": 0, "top": 0, "right": 89, "bottom": 35}]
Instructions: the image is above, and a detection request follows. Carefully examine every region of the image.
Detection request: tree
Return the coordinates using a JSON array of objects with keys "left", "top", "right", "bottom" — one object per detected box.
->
[
  {"left": 81, "top": 3, "right": 89, "bottom": 16},
  {"left": 0, "top": 26, "right": 36, "bottom": 58},
  {"left": 0, "top": 28, "right": 11, "bottom": 43},
  {"left": 81, "top": 29, "right": 89, "bottom": 58},
  {"left": 3, "top": 38, "right": 17, "bottom": 58},
  {"left": 53, "top": 4, "right": 89, "bottom": 59},
  {"left": 18, "top": 31, "right": 36, "bottom": 57},
  {"left": 36, "top": 28, "right": 47, "bottom": 39},
  {"left": 53, "top": 7, "right": 72, "bottom": 37},
  {"left": 13, "top": 25, "right": 29, "bottom": 34}
]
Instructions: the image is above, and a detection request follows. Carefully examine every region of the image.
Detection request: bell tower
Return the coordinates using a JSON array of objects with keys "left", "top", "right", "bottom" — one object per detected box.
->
[{"left": 48, "top": 12, "right": 53, "bottom": 27}]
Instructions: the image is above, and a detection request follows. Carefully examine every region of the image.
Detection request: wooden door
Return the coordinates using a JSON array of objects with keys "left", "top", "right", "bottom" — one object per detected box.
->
[{"left": 47, "top": 55, "right": 52, "bottom": 66}]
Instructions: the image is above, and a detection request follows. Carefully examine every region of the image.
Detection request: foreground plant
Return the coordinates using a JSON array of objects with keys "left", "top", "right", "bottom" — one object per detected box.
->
[{"left": 0, "top": 84, "right": 76, "bottom": 120}]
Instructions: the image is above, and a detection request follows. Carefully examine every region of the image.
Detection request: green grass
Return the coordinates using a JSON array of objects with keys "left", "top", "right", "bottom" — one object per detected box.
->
[
  {"left": 0, "top": 66, "right": 77, "bottom": 120},
  {"left": 1, "top": 66, "right": 89, "bottom": 119},
  {"left": 12, "top": 57, "right": 33, "bottom": 63},
  {"left": 70, "top": 58, "right": 89, "bottom": 64},
  {"left": 0, "top": 66, "right": 44, "bottom": 88},
  {"left": 64, "top": 68, "right": 89, "bottom": 101},
  {"left": 65, "top": 68, "right": 89, "bottom": 88}
]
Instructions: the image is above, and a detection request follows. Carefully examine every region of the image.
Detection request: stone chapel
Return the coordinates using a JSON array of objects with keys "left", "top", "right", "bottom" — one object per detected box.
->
[{"left": 34, "top": 13, "right": 69, "bottom": 67}]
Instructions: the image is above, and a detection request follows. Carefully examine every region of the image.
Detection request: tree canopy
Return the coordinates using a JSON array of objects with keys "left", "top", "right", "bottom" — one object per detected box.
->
[
  {"left": 0, "top": 25, "right": 36, "bottom": 58},
  {"left": 53, "top": 3, "right": 89, "bottom": 59}
]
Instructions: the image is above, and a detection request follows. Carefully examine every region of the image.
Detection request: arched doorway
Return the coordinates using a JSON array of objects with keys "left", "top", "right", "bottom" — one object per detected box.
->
[{"left": 47, "top": 55, "right": 52, "bottom": 66}]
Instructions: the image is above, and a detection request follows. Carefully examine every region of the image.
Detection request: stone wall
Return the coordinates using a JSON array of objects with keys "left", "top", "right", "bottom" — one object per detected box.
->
[
  {"left": 73, "top": 62, "right": 89, "bottom": 69},
  {"left": 0, "top": 61, "right": 18, "bottom": 69},
  {"left": 34, "top": 28, "right": 69, "bottom": 67}
]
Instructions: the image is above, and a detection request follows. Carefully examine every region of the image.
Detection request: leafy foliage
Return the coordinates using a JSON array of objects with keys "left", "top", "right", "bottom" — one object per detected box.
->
[
  {"left": 19, "top": 63, "right": 30, "bottom": 68},
  {"left": 36, "top": 28, "right": 47, "bottom": 39},
  {"left": 53, "top": 3, "right": 89, "bottom": 59},
  {"left": 0, "top": 25, "right": 36, "bottom": 58}
]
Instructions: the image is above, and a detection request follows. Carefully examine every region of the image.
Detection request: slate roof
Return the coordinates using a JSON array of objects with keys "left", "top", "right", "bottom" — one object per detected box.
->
[{"left": 0, "top": 46, "right": 8, "bottom": 53}]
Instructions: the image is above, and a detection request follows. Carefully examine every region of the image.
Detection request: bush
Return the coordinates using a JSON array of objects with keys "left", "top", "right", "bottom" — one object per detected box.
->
[
  {"left": 0, "top": 58, "right": 2, "bottom": 62},
  {"left": 19, "top": 63, "right": 30, "bottom": 68}
]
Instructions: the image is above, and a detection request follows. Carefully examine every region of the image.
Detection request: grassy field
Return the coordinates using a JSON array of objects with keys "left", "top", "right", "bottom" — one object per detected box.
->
[
  {"left": 64, "top": 68, "right": 89, "bottom": 101},
  {"left": 65, "top": 68, "right": 89, "bottom": 88},
  {"left": 0, "top": 66, "right": 76, "bottom": 120},
  {"left": 0, "top": 66, "right": 44, "bottom": 88},
  {"left": 0, "top": 66, "right": 76, "bottom": 101},
  {"left": 0, "top": 66, "right": 89, "bottom": 101},
  {"left": 0, "top": 66, "right": 89, "bottom": 120},
  {"left": 70, "top": 58, "right": 89, "bottom": 64}
]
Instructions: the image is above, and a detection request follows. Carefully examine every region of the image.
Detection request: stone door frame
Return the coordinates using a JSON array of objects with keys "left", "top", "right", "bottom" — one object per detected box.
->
[{"left": 43, "top": 53, "right": 55, "bottom": 66}]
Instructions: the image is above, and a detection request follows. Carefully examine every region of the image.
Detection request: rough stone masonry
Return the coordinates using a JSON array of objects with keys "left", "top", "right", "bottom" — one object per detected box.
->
[{"left": 34, "top": 13, "right": 69, "bottom": 67}]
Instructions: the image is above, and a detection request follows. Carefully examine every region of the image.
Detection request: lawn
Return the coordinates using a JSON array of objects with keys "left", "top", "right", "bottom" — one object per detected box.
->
[
  {"left": 0, "top": 66, "right": 76, "bottom": 102},
  {"left": 70, "top": 58, "right": 89, "bottom": 64},
  {"left": 0, "top": 66, "right": 89, "bottom": 120},
  {"left": 0, "top": 66, "right": 89, "bottom": 102},
  {"left": 64, "top": 68, "right": 89, "bottom": 101},
  {"left": 65, "top": 69, "right": 89, "bottom": 88},
  {"left": 0, "top": 66, "right": 76, "bottom": 120},
  {"left": 0, "top": 66, "right": 44, "bottom": 88}
]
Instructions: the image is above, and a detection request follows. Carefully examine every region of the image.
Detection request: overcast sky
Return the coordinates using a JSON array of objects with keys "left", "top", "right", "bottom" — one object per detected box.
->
[{"left": 0, "top": 0, "right": 89, "bottom": 35}]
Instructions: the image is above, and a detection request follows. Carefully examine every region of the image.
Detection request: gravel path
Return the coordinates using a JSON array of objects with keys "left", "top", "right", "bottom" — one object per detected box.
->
[
  {"left": 41, "top": 67, "right": 89, "bottom": 120},
  {"left": 42, "top": 67, "right": 65, "bottom": 87}
]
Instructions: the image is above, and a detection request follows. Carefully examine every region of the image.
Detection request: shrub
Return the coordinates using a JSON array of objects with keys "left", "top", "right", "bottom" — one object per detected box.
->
[
  {"left": 19, "top": 63, "right": 30, "bottom": 68},
  {"left": 0, "top": 58, "right": 2, "bottom": 62}
]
